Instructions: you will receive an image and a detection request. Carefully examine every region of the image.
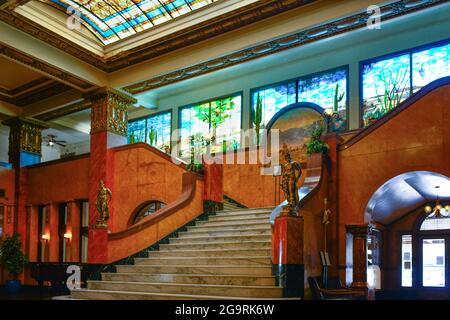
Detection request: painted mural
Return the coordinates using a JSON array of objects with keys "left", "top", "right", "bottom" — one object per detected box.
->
[{"left": 268, "top": 105, "right": 324, "bottom": 163}]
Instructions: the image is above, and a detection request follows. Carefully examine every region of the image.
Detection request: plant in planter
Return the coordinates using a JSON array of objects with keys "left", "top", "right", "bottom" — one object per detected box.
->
[
  {"left": 0, "top": 233, "right": 28, "bottom": 294},
  {"left": 305, "top": 122, "right": 329, "bottom": 155}
]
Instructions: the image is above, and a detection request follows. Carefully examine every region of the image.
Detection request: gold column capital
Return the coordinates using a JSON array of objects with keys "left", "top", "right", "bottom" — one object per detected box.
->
[{"left": 83, "top": 87, "right": 137, "bottom": 136}]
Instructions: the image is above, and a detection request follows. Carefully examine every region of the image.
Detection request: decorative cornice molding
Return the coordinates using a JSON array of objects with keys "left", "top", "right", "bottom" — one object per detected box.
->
[
  {"left": 124, "top": 0, "right": 448, "bottom": 94},
  {"left": 0, "top": 0, "right": 318, "bottom": 72},
  {"left": 0, "top": 43, "right": 96, "bottom": 92},
  {"left": 0, "top": 81, "right": 72, "bottom": 106}
]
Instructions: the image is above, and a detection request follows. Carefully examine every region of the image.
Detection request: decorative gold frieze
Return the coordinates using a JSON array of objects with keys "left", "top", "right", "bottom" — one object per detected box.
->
[
  {"left": 84, "top": 88, "right": 136, "bottom": 136},
  {"left": 2, "top": 117, "right": 48, "bottom": 164}
]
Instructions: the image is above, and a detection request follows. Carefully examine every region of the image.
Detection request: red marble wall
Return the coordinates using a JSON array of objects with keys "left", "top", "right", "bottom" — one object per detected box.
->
[
  {"left": 26, "top": 157, "right": 90, "bottom": 204},
  {"left": 108, "top": 177, "right": 204, "bottom": 262},
  {"left": 222, "top": 148, "right": 283, "bottom": 208},
  {"left": 111, "top": 144, "right": 189, "bottom": 232},
  {"left": 337, "top": 84, "right": 450, "bottom": 283}
]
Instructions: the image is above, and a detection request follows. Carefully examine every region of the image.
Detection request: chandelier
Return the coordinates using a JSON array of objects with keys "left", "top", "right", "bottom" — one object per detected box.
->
[{"left": 424, "top": 186, "right": 450, "bottom": 218}]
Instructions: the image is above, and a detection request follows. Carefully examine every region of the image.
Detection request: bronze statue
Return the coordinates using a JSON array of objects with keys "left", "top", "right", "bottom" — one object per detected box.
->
[
  {"left": 280, "top": 145, "right": 302, "bottom": 216},
  {"left": 95, "top": 180, "right": 112, "bottom": 229}
]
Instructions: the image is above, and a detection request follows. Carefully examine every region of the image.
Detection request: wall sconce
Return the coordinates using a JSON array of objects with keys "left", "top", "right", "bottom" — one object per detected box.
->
[
  {"left": 63, "top": 232, "right": 72, "bottom": 242},
  {"left": 41, "top": 234, "right": 50, "bottom": 242}
]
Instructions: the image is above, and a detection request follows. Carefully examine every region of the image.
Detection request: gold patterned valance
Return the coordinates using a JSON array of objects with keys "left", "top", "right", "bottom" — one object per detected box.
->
[{"left": 84, "top": 88, "right": 136, "bottom": 136}]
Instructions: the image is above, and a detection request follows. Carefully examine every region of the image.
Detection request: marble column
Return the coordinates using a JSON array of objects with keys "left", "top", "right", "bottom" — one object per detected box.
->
[
  {"left": 346, "top": 224, "right": 373, "bottom": 299},
  {"left": 1, "top": 118, "right": 47, "bottom": 240},
  {"left": 83, "top": 88, "right": 136, "bottom": 264},
  {"left": 272, "top": 214, "right": 304, "bottom": 298}
]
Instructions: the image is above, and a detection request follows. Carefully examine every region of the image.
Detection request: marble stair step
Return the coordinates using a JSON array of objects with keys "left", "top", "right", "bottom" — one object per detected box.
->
[
  {"left": 209, "top": 212, "right": 272, "bottom": 220},
  {"left": 150, "top": 248, "right": 271, "bottom": 257},
  {"left": 159, "top": 240, "right": 271, "bottom": 250},
  {"left": 195, "top": 219, "right": 271, "bottom": 228},
  {"left": 134, "top": 256, "right": 272, "bottom": 266},
  {"left": 71, "top": 289, "right": 291, "bottom": 300},
  {"left": 216, "top": 208, "right": 274, "bottom": 215},
  {"left": 116, "top": 264, "right": 273, "bottom": 276},
  {"left": 87, "top": 281, "right": 283, "bottom": 298},
  {"left": 101, "top": 273, "right": 276, "bottom": 286},
  {"left": 187, "top": 222, "right": 270, "bottom": 232},
  {"left": 203, "top": 215, "right": 269, "bottom": 223},
  {"left": 169, "top": 234, "right": 271, "bottom": 244},
  {"left": 177, "top": 228, "right": 271, "bottom": 238}
]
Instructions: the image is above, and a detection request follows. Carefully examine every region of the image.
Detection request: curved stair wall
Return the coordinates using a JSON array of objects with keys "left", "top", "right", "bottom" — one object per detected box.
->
[{"left": 106, "top": 143, "right": 204, "bottom": 263}]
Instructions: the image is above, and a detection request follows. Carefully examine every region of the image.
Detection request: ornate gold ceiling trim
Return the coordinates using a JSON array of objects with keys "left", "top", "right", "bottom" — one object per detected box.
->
[
  {"left": 0, "top": 0, "right": 318, "bottom": 72},
  {"left": 0, "top": 43, "right": 96, "bottom": 92},
  {"left": 124, "top": 0, "right": 448, "bottom": 94}
]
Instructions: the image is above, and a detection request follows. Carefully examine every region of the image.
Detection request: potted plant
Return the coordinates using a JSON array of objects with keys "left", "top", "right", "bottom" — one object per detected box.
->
[
  {"left": 0, "top": 234, "right": 28, "bottom": 294},
  {"left": 305, "top": 122, "right": 329, "bottom": 155},
  {"left": 149, "top": 127, "right": 157, "bottom": 146}
]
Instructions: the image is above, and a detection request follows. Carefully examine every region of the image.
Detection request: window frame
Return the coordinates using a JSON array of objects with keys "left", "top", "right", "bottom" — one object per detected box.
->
[
  {"left": 359, "top": 38, "right": 450, "bottom": 128},
  {"left": 249, "top": 65, "right": 350, "bottom": 131}
]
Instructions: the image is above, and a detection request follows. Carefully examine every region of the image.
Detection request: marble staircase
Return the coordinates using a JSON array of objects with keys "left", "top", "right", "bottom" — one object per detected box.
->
[{"left": 70, "top": 207, "right": 288, "bottom": 300}]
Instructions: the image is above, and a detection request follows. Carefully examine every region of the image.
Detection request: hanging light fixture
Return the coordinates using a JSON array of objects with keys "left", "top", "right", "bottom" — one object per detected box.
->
[{"left": 424, "top": 186, "right": 450, "bottom": 218}]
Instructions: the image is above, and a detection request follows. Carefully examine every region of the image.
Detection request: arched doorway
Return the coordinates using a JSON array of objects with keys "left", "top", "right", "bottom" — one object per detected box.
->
[{"left": 365, "top": 171, "right": 450, "bottom": 299}]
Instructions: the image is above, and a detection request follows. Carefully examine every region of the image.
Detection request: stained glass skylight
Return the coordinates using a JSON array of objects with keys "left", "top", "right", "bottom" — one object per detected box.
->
[{"left": 44, "top": 0, "right": 218, "bottom": 45}]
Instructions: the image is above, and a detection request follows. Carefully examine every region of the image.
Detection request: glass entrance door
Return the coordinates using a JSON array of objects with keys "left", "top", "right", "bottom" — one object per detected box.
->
[{"left": 419, "top": 236, "right": 449, "bottom": 289}]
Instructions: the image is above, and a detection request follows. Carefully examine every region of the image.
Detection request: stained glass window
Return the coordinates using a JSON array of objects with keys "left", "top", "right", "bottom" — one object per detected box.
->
[
  {"left": 412, "top": 43, "right": 450, "bottom": 92},
  {"left": 298, "top": 69, "right": 348, "bottom": 132},
  {"left": 251, "top": 82, "right": 297, "bottom": 128},
  {"left": 362, "top": 54, "right": 411, "bottom": 127},
  {"left": 128, "top": 118, "right": 146, "bottom": 143},
  {"left": 362, "top": 41, "right": 450, "bottom": 127},
  {"left": 251, "top": 68, "right": 348, "bottom": 135},
  {"left": 179, "top": 94, "right": 242, "bottom": 157},
  {"left": 128, "top": 111, "right": 172, "bottom": 152},
  {"left": 45, "top": 0, "right": 218, "bottom": 45}
]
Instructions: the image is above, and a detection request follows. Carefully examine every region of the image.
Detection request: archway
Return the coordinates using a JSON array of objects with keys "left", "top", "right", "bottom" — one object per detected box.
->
[{"left": 364, "top": 171, "right": 450, "bottom": 299}]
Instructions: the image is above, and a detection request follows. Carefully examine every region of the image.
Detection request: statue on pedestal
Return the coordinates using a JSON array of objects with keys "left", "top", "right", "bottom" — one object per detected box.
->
[
  {"left": 95, "top": 180, "right": 112, "bottom": 229},
  {"left": 280, "top": 145, "right": 302, "bottom": 216}
]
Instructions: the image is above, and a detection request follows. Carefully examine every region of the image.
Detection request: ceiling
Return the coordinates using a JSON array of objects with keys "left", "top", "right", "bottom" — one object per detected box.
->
[
  {"left": 0, "top": 56, "right": 43, "bottom": 89},
  {"left": 366, "top": 172, "right": 450, "bottom": 225},
  {"left": 0, "top": 56, "right": 79, "bottom": 106},
  {"left": 38, "top": 0, "right": 220, "bottom": 45}
]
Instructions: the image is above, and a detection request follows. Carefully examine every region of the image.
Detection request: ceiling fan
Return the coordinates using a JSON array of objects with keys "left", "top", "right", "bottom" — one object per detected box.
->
[{"left": 43, "top": 134, "right": 67, "bottom": 147}]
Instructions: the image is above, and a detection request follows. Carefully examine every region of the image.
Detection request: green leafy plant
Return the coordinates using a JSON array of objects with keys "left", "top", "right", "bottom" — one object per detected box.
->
[
  {"left": 222, "top": 140, "right": 227, "bottom": 154},
  {"left": 129, "top": 133, "right": 135, "bottom": 144},
  {"left": 252, "top": 93, "right": 263, "bottom": 146},
  {"left": 305, "top": 122, "right": 329, "bottom": 155},
  {"left": 148, "top": 127, "right": 157, "bottom": 146},
  {"left": 0, "top": 234, "right": 28, "bottom": 279}
]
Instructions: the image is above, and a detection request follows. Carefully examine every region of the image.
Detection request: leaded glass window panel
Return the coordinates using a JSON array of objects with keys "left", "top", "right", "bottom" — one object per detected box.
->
[
  {"left": 412, "top": 43, "right": 450, "bottom": 92},
  {"left": 146, "top": 112, "right": 172, "bottom": 150},
  {"left": 298, "top": 68, "right": 348, "bottom": 132},
  {"left": 251, "top": 82, "right": 297, "bottom": 128},
  {"left": 128, "top": 119, "right": 146, "bottom": 143},
  {"left": 362, "top": 54, "right": 411, "bottom": 126}
]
